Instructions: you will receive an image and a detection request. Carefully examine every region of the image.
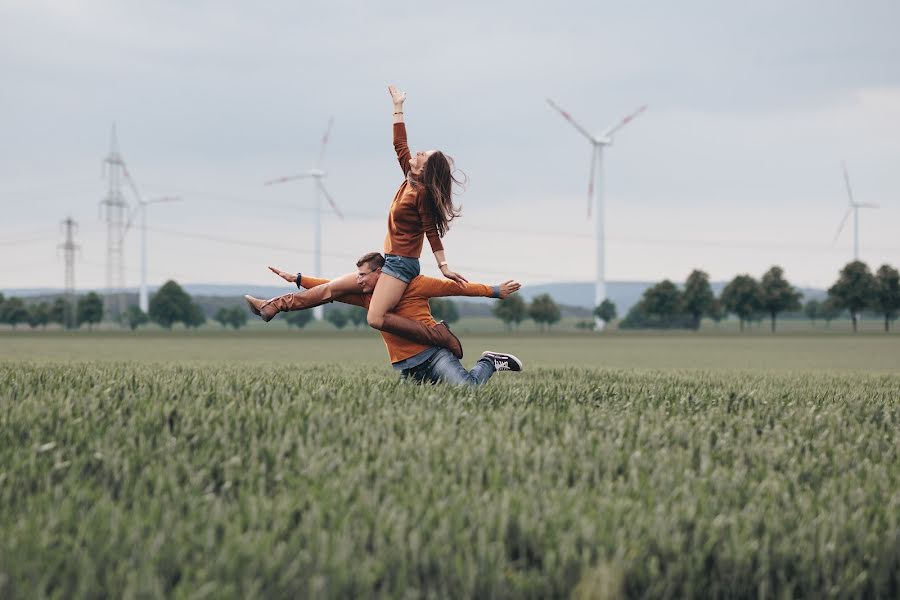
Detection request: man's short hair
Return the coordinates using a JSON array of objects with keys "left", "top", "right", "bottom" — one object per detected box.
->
[{"left": 356, "top": 252, "right": 385, "bottom": 270}]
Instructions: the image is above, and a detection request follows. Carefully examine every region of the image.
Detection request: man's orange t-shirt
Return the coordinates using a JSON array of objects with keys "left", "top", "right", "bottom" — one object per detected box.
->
[{"left": 300, "top": 274, "right": 496, "bottom": 364}]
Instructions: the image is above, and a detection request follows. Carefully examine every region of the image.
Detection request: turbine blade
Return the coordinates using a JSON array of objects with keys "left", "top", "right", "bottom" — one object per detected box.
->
[
  {"left": 841, "top": 161, "right": 855, "bottom": 206},
  {"left": 317, "top": 180, "right": 343, "bottom": 219},
  {"left": 264, "top": 174, "right": 310, "bottom": 186},
  {"left": 546, "top": 98, "right": 595, "bottom": 142},
  {"left": 587, "top": 145, "right": 598, "bottom": 218},
  {"left": 832, "top": 207, "right": 852, "bottom": 245},
  {"left": 857, "top": 203, "right": 879, "bottom": 209},
  {"left": 317, "top": 116, "right": 334, "bottom": 168},
  {"left": 602, "top": 105, "right": 647, "bottom": 139}
]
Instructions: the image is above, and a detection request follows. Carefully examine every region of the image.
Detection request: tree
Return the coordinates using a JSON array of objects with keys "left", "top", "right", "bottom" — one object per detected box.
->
[
  {"left": 226, "top": 306, "right": 248, "bottom": 330},
  {"left": 620, "top": 280, "right": 693, "bottom": 330},
  {"left": 593, "top": 299, "right": 617, "bottom": 325},
  {"left": 683, "top": 270, "right": 714, "bottom": 330},
  {"left": 759, "top": 266, "right": 802, "bottom": 333},
  {"left": 804, "top": 299, "right": 821, "bottom": 327},
  {"left": 642, "top": 280, "right": 684, "bottom": 322},
  {"left": 873, "top": 264, "right": 900, "bottom": 333},
  {"left": 123, "top": 305, "right": 149, "bottom": 331},
  {"left": 709, "top": 298, "right": 724, "bottom": 327},
  {"left": 720, "top": 275, "right": 762, "bottom": 332},
  {"left": 214, "top": 307, "right": 230, "bottom": 328},
  {"left": 49, "top": 297, "right": 66, "bottom": 327},
  {"left": 821, "top": 298, "right": 841, "bottom": 328},
  {"left": 1, "top": 297, "right": 29, "bottom": 329},
  {"left": 346, "top": 306, "right": 367, "bottom": 329},
  {"left": 429, "top": 298, "right": 459, "bottom": 324},
  {"left": 185, "top": 303, "right": 207, "bottom": 329},
  {"left": 326, "top": 308, "right": 349, "bottom": 329},
  {"left": 49, "top": 297, "right": 77, "bottom": 329},
  {"left": 492, "top": 294, "right": 527, "bottom": 331},
  {"left": 149, "top": 280, "right": 194, "bottom": 329},
  {"left": 827, "top": 261, "right": 876, "bottom": 333},
  {"left": 28, "top": 302, "right": 50, "bottom": 329},
  {"left": 285, "top": 310, "right": 313, "bottom": 329},
  {"left": 528, "top": 294, "right": 560, "bottom": 332},
  {"left": 214, "top": 306, "right": 248, "bottom": 329},
  {"left": 77, "top": 293, "right": 104, "bottom": 330}
]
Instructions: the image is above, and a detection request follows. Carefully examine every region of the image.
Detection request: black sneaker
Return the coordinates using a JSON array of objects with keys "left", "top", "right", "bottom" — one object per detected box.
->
[{"left": 481, "top": 351, "right": 523, "bottom": 372}]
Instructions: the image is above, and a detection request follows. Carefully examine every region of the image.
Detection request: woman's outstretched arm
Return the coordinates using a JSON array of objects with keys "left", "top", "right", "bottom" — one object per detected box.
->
[
  {"left": 432, "top": 249, "right": 467, "bottom": 285},
  {"left": 390, "top": 85, "right": 411, "bottom": 176},
  {"left": 389, "top": 84, "right": 405, "bottom": 124}
]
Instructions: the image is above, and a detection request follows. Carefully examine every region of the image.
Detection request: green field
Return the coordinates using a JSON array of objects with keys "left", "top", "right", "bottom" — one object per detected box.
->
[
  {"left": 1, "top": 330, "right": 898, "bottom": 598},
  {"left": 2, "top": 327, "right": 899, "bottom": 372}
]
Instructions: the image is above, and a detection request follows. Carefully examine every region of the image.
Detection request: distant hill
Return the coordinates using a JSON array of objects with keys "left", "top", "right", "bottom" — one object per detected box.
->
[{"left": 3, "top": 281, "right": 829, "bottom": 317}]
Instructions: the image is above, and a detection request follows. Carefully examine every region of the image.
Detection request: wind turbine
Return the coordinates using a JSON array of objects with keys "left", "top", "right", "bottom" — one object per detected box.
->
[
  {"left": 126, "top": 194, "right": 183, "bottom": 313},
  {"left": 833, "top": 161, "right": 879, "bottom": 261},
  {"left": 265, "top": 117, "right": 343, "bottom": 320},
  {"left": 547, "top": 99, "right": 646, "bottom": 330}
]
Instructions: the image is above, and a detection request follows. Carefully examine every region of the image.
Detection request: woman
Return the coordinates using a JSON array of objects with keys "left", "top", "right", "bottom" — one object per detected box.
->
[{"left": 245, "top": 85, "right": 467, "bottom": 356}]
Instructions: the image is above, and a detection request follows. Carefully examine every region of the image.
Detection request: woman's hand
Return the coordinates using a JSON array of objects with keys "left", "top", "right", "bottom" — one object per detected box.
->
[
  {"left": 498, "top": 280, "right": 521, "bottom": 299},
  {"left": 440, "top": 265, "right": 468, "bottom": 285},
  {"left": 268, "top": 266, "right": 297, "bottom": 283},
  {"left": 388, "top": 84, "right": 406, "bottom": 107}
]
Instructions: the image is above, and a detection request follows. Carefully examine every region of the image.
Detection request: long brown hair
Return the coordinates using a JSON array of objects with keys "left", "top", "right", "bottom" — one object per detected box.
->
[{"left": 418, "top": 151, "right": 464, "bottom": 237}]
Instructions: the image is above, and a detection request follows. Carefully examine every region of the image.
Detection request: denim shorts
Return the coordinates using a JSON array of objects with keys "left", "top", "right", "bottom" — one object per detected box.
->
[{"left": 381, "top": 254, "right": 420, "bottom": 284}]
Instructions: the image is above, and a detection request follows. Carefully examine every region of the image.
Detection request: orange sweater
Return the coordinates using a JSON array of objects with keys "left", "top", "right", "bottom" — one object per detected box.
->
[
  {"left": 300, "top": 274, "right": 496, "bottom": 363},
  {"left": 384, "top": 123, "right": 444, "bottom": 257}
]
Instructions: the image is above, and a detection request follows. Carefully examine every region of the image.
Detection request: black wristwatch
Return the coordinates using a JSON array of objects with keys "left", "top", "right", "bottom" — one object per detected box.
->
[{"left": 295, "top": 273, "right": 302, "bottom": 289}]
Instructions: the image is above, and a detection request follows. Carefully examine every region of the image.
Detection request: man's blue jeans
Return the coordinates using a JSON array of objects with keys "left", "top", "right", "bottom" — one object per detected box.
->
[{"left": 400, "top": 348, "right": 496, "bottom": 386}]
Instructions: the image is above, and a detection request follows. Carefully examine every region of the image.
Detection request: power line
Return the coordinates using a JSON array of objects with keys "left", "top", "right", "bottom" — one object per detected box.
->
[{"left": 0, "top": 235, "right": 59, "bottom": 247}]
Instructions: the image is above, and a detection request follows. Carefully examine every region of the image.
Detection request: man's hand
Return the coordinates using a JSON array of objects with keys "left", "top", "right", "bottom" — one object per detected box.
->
[
  {"left": 268, "top": 266, "right": 297, "bottom": 283},
  {"left": 498, "top": 280, "right": 521, "bottom": 299}
]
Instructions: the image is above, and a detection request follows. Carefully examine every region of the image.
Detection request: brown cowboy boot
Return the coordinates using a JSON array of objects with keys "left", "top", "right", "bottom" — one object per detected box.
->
[
  {"left": 380, "top": 314, "right": 463, "bottom": 359},
  {"left": 244, "top": 284, "right": 333, "bottom": 322}
]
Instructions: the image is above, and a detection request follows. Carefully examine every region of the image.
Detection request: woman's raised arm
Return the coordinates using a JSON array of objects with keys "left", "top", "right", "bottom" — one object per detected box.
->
[
  {"left": 389, "top": 84, "right": 406, "bottom": 124},
  {"left": 390, "top": 85, "right": 411, "bottom": 175}
]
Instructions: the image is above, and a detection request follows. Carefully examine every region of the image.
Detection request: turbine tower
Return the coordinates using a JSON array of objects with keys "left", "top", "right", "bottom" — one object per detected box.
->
[
  {"left": 126, "top": 195, "right": 182, "bottom": 313},
  {"left": 58, "top": 216, "right": 80, "bottom": 329},
  {"left": 833, "top": 161, "right": 879, "bottom": 261},
  {"left": 547, "top": 99, "right": 646, "bottom": 330},
  {"left": 265, "top": 117, "right": 343, "bottom": 320},
  {"left": 99, "top": 124, "right": 130, "bottom": 323}
]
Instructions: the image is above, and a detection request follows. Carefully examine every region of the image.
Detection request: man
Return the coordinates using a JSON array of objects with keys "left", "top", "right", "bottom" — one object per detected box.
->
[{"left": 264, "top": 252, "right": 524, "bottom": 386}]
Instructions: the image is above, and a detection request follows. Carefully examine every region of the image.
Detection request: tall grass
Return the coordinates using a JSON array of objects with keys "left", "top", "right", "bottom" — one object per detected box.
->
[{"left": 1, "top": 364, "right": 898, "bottom": 598}]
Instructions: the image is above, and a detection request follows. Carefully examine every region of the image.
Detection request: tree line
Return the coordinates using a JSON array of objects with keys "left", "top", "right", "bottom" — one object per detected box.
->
[
  {"left": 4, "top": 261, "right": 897, "bottom": 333},
  {"left": 0, "top": 281, "right": 210, "bottom": 331},
  {"left": 618, "top": 260, "right": 899, "bottom": 333},
  {"left": 0, "top": 292, "right": 105, "bottom": 330}
]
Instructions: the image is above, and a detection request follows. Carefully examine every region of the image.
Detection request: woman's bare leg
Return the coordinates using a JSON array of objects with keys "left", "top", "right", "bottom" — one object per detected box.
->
[
  {"left": 366, "top": 273, "right": 463, "bottom": 357},
  {"left": 366, "top": 273, "right": 409, "bottom": 329}
]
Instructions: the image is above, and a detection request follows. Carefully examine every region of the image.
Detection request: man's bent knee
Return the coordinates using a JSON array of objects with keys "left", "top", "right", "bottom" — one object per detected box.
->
[{"left": 367, "top": 314, "right": 385, "bottom": 329}]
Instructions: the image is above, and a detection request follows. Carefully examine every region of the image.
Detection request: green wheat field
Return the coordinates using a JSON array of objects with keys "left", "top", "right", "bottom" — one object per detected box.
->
[{"left": 1, "top": 328, "right": 898, "bottom": 598}]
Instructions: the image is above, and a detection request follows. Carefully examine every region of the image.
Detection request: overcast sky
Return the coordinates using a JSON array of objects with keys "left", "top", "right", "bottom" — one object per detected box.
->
[{"left": 2, "top": 0, "right": 898, "bottom": 292}]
